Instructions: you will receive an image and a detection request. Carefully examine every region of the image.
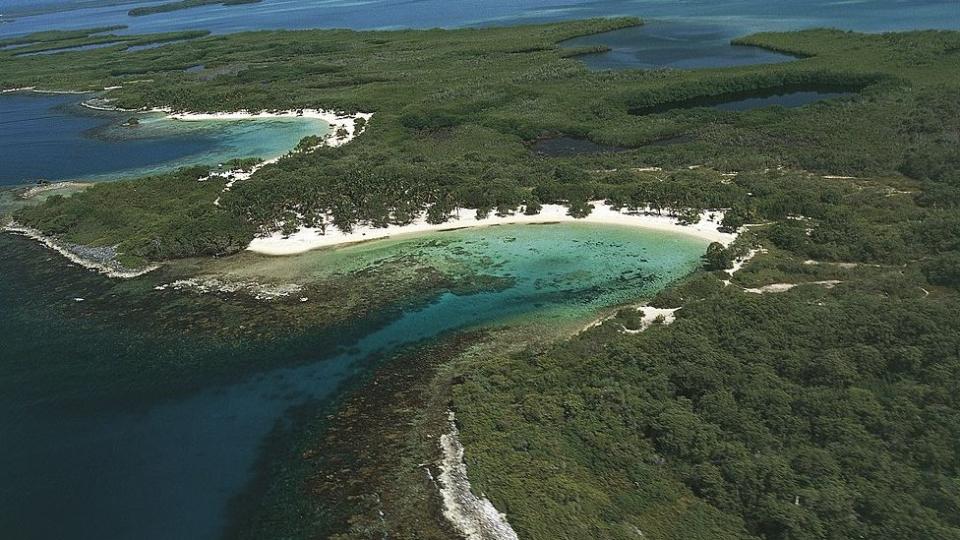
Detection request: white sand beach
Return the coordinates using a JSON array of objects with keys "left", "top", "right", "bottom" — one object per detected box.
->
[
  {"left": 248, "top": 204, "right": 738, "bottom": 256},
  {"left": 156, "top": 108, "right": 373, "bottom": 148},
  {"left": 174, "top": 108, "right": 374, "bottom": 205}
]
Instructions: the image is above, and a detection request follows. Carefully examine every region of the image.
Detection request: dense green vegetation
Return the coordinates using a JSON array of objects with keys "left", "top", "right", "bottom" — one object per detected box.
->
[
  {"left": 14, "top": 166, "right": 254, "bottom": 266},
  {"left": 128, "top": 0, "right": 261, "bottom": 17},
  {"left": 449, "top": 166, "right": 960, "bottom": 540},
  {"left": 4, "top": 21, "right": 958, "bottom": 263}
]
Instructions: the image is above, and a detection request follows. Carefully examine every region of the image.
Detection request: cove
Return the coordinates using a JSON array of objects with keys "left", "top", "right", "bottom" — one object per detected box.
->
[
  {"left": 0, "top": 222, "right": 707, "bottom": 539},
  {"left": 0, "top": 92, "right": 329, "bottom": 186}
]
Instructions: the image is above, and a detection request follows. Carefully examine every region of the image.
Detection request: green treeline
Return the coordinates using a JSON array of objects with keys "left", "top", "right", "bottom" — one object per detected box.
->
[
  {"left": 4, "top": 21, "right": 958, "bottom": 262},
  {"left": 15, "top": 167, "right": 254, "bottom": 266},
  {"left": 454, "top": 280, "right": 960, "bottom": 539},
  {"left": 449, "top": 164, "right": 960, "bottom": 539},
  {"left": 128, "top": 0, "right": 261, "bottom": 17}
]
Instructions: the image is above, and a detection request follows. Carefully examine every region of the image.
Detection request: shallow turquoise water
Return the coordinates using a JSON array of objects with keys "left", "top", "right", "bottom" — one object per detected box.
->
[
  {"left": 0, "top": 93, "right": 329, "bottom": 185},
  {"left": 3, "top": 0, "right": 957, "bottom": 73},
  {"left": 0, "top": 223, "right": 706, "bottom": 540}
]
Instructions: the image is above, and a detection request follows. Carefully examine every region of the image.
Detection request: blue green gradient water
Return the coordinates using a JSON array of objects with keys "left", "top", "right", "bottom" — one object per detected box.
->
[
  {"left": 0, "top": 93, "right": 329, "bottom": 185},
  {"left": 0, "top": 223, "right": 706, "bottom": 539},
  {"left": 3, "top": 0, "right": 957, "bottom": 74}
]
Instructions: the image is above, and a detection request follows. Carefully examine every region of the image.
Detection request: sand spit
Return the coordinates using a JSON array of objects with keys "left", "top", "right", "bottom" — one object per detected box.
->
[
  {"left": 581, "top": 304, "right": 679, "bottom": 335},
  {"left": 249, "top": 205, "right": 736, "bottom": 256},
  {"left": 3, "top": 223, "right": 158, "bottom": 278},
  {"left": 156, "top": 108, "right": 373, "bottom": 148},
  {"left": 438, "top": 411, "right": 520, "bottom": 540},
  {"left": 1, "top": 87, "right": 88, "bottom": 95}
]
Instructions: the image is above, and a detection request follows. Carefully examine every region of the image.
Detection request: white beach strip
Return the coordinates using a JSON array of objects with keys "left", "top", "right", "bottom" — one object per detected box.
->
[
  {"left": 19, "top": 181, "right": 89, "bottom": 199},
  {"left": 1, "top": 86, "right": 37, "bottom": 93},
  {"left": 438, "top": 411, "right": 520, "bottom": 540},
  {"left": 248, "top": 204, "right": 736, "bottom": 256},
  {"left": 743, "top": 280, "right": 842, "bottom": 294},
  {"left": 3, "top": 224, "right": 159, "bottom": 279},
  {"left": 154, "top": 108, "right": 373, "bottom": 148},
  {"left": 168, "top": 108, "right": 372, "bottom": 205},
  {"left": 79, "top": 98, "right": 139, "bottom": 112}
]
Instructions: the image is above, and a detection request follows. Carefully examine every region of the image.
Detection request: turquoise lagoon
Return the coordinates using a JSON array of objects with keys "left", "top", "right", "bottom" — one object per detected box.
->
[{"left": 0, "top": 92, "right": 329, "bottom": 186}]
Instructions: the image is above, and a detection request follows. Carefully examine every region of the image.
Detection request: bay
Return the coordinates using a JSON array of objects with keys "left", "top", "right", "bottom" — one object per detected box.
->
[
  {"left": 0, "top": 223, "right": 707, "bottom": 539},
  {"left": 0, "top": 93, "right": 328, "bottom": 186}
]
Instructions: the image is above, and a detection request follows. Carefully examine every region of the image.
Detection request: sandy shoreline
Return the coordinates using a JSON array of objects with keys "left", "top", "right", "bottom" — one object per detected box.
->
[
  {"left": 152, "top": 108, "right": 373, "bottom": 148},
  {"left": 437, "top": 411, "right": 520, "bottom": 540},
  {"left": 248, "top": 203, "right": 737, "bottom": 256}
]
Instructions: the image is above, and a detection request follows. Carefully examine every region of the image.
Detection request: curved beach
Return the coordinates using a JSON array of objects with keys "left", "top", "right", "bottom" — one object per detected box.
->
[{"left": 247, "top": 203, "right": 737, "bottom": 255}]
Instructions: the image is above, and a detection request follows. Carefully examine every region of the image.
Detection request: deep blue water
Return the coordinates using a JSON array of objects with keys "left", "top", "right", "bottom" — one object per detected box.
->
[{"left": 562, "top": 20, "right": 796, "bottom": 70}]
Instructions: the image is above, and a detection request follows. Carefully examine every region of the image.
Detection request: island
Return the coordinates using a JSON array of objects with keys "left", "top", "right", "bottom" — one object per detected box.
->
[{"left": 1, "top": 17, "right": 958, "bottom": 540}]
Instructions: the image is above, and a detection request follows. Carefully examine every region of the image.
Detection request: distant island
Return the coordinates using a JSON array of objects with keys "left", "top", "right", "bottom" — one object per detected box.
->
[{"left": 129, "top": 0, "right": 261, "bottom": 17}]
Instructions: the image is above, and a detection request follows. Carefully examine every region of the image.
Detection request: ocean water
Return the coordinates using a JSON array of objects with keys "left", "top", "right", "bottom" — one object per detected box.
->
[
  {"left": 0, "top": 223, "right": 706, "bottom": 539},
  {"left": 0, "top": 93, "right": 329, "bottom": 186},
  {"left": 3, "top": 0, "right": 958, "bottom": 72}
]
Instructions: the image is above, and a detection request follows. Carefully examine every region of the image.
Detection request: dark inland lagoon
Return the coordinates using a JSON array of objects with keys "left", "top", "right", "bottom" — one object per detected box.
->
[
  {"left": 709, "top": 90, "right": 856, "bottom": 112},
  {"left": 0, "top": 224, "right": 707, "bottom": 539},
  {"left": 629, "top": 86, "right": 860, "bottom": 115}
]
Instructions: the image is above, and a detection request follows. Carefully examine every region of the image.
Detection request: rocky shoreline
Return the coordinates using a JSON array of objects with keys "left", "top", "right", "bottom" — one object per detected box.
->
[{"left": 3, "top": 223, "right": 158, "bottom": 278}]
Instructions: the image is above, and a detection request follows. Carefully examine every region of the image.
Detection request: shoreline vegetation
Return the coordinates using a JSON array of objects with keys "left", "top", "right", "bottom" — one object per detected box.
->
[
  {"left": 2, "top": 223, "right": 160, "bottom": 278},
  {"left": 1, "top": 17, "right": 959, "bottom": 540},
  {"left": 438, "top": 410, "right": 520, "bottom": 540},
  {"left": 2, "top": 107, "right": 370, "bottom": 276}
]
